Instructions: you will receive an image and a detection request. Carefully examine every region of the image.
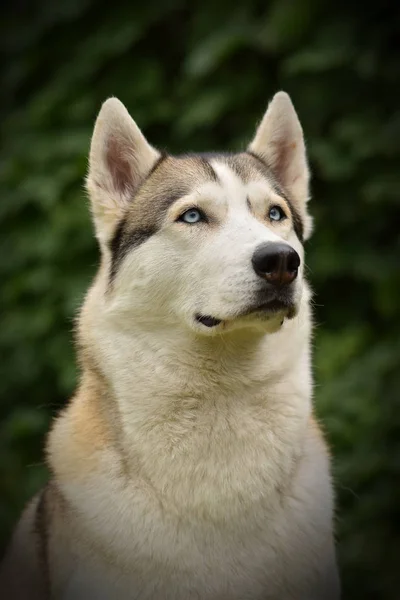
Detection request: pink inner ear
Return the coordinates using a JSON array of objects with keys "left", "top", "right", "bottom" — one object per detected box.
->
[
  {"left": 271, "top": 139, "right": 297, "bottom": 188},
  {"left": 106, "top": 136, "right": 134, "bottom": 195}
]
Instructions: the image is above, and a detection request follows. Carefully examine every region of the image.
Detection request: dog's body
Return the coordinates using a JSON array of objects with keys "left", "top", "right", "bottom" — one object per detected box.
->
[{"left": 1, "top": 92, "right": 340, "bottom": 599}]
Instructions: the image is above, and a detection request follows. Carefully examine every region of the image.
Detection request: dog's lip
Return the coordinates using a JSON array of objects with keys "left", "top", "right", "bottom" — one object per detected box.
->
[
  {"left": 242, "top": 298, "right": 292, "bottom": 316},
  {"left": 195, "top": 297, "right": 295, "bottom": 328},
  {"left": 195, "top": 314, "right": 223, "bottom": 328},
  {"left": 241, "top": 297, "right": 297, "bottom": 320}
]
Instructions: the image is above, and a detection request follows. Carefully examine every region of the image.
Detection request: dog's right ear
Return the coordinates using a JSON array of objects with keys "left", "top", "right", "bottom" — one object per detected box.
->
[{"left": 86, "top": 98, "right": 160, "bottom": 246}]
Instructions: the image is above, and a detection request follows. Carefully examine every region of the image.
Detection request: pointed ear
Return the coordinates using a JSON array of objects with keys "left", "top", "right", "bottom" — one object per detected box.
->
[
  {"left": 248, "top": 92, "right": 311, "bottom": 231},
  {"left": 86, "top": 98, "right": 160, "bottom": 245}
]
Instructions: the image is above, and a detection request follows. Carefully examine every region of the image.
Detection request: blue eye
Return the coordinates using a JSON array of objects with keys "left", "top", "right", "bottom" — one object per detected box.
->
[
  {"left": 179, "top": 208, "right": 204, "bottom": 224},
  {"left": 269, "top": 206, "right": 285, "bottom": 222}
]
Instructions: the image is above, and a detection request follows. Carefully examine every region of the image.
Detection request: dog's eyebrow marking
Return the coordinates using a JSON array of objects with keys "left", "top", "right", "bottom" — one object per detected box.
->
[{"left": 245, "top": 151, "right": 304, "bottom": 242}]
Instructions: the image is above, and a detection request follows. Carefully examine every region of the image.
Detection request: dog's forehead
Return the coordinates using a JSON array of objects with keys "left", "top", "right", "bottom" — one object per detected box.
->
[
  {"left": 167, "top": 152, "right": 276, "bottom": 191},
  {"left": 127, "top": 152, "right": 275, "bottom": 221},
  {"left": 121, "top": 152, "right": 281, "bottom": 243},
  {"left": 207, "top": 156, "right": 277, "bottom": 203}
]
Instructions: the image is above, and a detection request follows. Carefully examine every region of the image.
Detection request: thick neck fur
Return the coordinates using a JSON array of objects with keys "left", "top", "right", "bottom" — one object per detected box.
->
[
  {"left": 49, "top": 268, "right": 314, "bottom": 526},
  {"left": 80, "top": 265, "right": 313, "bottom": 414}
]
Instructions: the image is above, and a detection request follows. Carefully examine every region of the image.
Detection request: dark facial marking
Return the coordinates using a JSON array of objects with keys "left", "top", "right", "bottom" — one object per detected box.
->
[
  {"left": 245, "top": 151, "right": 304, "bottom": 241},
  {"left": 109, "top": 220, "right": 157, "bottom": 283}
]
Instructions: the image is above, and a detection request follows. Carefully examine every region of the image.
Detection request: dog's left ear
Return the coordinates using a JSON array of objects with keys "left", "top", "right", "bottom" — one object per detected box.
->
[
  {"left": 86, "top": 97, "right": 160, "bottom": 246},
  {"left": 248, "top": 92, "right": 313, "bottom": 239}
]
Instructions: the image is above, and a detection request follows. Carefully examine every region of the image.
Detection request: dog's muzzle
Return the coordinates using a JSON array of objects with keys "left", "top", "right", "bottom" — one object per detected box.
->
[{"left": 195, "top": 243, "right": 300, "bottom": 329}]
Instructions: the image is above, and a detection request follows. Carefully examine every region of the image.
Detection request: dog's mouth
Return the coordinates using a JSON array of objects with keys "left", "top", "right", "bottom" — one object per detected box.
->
[
  {"left": 195, "top": 314, "right": 223, "bottom": 328},
  {"left": 241, "top": 297, "right": 296, "bottom": 319},
  {"left": 195, "top": 297, "right": 296, "bottom": 329}
]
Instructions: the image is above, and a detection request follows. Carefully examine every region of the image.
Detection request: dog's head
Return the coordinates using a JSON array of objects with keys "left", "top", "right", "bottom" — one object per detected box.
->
[{"left": 86, "top": 92, "right": 312, "bottom": 335}]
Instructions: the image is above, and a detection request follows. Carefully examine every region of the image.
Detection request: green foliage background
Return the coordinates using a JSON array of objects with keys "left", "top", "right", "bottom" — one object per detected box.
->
[{"left": 1, "top": 0, "right": 399, "bottom": 598}]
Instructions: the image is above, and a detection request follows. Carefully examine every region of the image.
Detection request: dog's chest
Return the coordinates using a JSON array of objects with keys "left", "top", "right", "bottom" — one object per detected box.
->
[
  {"left": 61, "top": 512, "right": 286, "bottom": 600},
  {"left": 58, "top": 446, "right": 298, "bottom": 600},
  {"left": 58, "top": 456, "right": 336, "bottom": 600},
  {"left": 53, "top": 392, "right": 314, "bottom": 599}
]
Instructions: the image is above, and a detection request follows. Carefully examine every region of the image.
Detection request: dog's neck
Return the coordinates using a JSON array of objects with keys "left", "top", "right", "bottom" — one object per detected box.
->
[
  {"left": 80, "top": 280, "right": 313, "bottom": 432},
  {"left": 49, "top": 282, "right": 313, "bottom": 519}
]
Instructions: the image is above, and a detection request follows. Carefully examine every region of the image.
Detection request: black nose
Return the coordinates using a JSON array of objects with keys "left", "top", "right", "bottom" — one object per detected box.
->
[{"left": 252, "top": 243, "right": 300, "bottom": 286}]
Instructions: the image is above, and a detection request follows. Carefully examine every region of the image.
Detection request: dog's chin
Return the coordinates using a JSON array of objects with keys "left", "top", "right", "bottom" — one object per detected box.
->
[{"left": 192, "top": 298, "right": 299, "bottom": 335}]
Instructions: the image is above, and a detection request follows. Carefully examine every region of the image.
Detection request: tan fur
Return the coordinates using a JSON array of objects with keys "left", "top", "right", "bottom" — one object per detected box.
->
[
  {"left": 1, "top": 92, "right": 340, "bottom": 599},
  {"left": 49, "top": 383, "right": 111, "bottom": 482}
]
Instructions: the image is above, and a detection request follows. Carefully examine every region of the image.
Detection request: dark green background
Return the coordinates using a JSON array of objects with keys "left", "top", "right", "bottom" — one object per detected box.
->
[{"left": 1, "top": 1, "right": 399, "bottom": 598}]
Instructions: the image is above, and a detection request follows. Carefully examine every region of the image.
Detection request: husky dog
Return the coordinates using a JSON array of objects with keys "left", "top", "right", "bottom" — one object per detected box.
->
[{"left": 1, "top": 92, "right": 340, "bottom": 599}]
